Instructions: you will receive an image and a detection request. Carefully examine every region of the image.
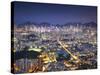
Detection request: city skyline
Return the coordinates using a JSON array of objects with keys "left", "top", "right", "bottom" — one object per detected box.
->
[{"left": 12, "top": 2, "right": 97, "bottom": 73}]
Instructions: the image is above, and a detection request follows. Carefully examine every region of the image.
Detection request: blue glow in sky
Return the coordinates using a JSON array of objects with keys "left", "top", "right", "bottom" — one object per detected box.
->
[{"left": 13, "top": 1, "right": 97, "bottom": 25}]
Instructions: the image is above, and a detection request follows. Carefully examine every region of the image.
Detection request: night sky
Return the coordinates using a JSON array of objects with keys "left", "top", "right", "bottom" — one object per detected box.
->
[{"left": 13, "top": 1, "right": 97, "bottom": 25}]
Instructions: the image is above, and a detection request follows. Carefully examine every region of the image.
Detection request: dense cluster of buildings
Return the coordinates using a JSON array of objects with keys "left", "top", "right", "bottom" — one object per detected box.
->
[{"left": 12, "top": 22, "right": 97, "bottom": 73}]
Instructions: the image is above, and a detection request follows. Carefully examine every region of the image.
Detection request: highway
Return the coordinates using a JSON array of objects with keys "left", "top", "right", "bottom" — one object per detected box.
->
[{"left": 57, "top": 38, "right": 80, "bottom": 62}]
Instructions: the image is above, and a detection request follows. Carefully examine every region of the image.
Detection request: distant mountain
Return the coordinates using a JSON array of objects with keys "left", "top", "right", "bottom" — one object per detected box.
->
[
  {"left": 83, "top": 22, "right": 97, "bottom": 27},
  {"left": 16, "top": 21, "right": 97, "bottom": 28}
]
